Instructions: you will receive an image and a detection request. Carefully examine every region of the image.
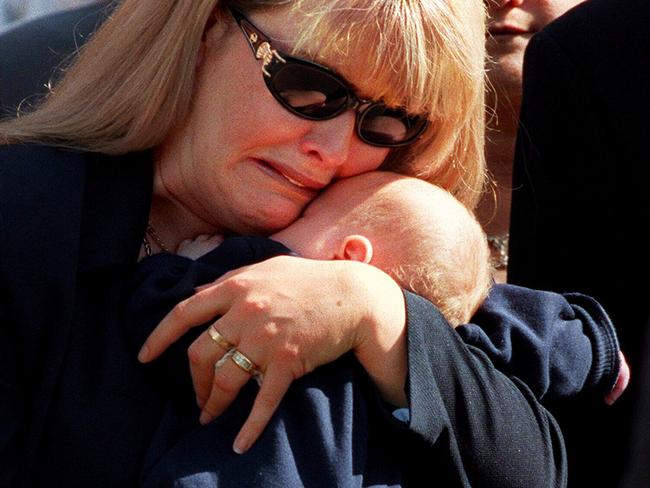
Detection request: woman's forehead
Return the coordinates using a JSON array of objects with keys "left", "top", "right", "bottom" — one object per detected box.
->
[
  {"left": 248, "top": 9, "right": 368, "bottom": 79},
  {"left": 247, "top": 5, "right": 422, "bottom": 109}
]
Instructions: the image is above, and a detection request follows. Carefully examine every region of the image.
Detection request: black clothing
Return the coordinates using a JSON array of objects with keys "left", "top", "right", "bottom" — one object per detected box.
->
[
  {"left": 510, "top": 0, "right": 650, "bottom": 485},
  {"left": 0, "top": 146, "right": 156, "bottom": 486},
  {"left": 620, "top": 315, "right": 650, "bottom": 488},
  {"left": 1, "top": 144, "right": 566, "bottom": 486}
]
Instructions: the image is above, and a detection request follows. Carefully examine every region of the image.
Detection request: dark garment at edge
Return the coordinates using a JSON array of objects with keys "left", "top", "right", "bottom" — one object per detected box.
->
[
  {"left": 509, "top": 0, "right": 650, "bottom": 485},
  {"left": 1, "top": 144, "right": 566, "bottom": 487}
]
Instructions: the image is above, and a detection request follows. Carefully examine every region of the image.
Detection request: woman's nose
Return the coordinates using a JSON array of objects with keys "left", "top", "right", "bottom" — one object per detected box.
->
[{"left": 298, "top": 110, "right": 356, "bottom": 170}]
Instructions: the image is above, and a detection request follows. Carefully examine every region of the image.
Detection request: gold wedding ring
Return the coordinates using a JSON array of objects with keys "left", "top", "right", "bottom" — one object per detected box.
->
[
  {"left": 208, "top": 325, "right": 234, "bottom": 351},
  {"left": 231, "top": 350, "right": 259, "bottom": 375}
]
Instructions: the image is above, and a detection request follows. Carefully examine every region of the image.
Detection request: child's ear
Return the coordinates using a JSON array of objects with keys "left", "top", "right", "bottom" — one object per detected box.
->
[{"left": 335, "top": 235, "right": 373, "bottom": 263}]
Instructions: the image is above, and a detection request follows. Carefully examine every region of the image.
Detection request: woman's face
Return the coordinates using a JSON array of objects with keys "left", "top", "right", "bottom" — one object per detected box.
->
[{"left": 159, "top": 8, "right": 390, "bottom": 235}]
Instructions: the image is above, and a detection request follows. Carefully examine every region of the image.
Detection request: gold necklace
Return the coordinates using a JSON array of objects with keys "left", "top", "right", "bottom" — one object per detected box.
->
[{"left": 142, "top": 222, "right": 170, "bottom": 257}]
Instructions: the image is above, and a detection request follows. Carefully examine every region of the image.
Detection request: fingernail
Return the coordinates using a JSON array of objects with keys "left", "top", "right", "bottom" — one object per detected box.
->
[
  {"left": 199, "top": 412, "right": 210, "bottom": 425},
  {"left": 233, "top": 437, "right": 248, "bottom": 454},
  {"left": 138, "top": 345, "right": 149, "bottom": 363}
]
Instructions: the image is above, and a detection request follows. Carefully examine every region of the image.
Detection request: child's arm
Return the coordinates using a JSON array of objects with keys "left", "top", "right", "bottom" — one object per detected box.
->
[{"left": 456, "top": 283, "right": 626, "bottom": 402}]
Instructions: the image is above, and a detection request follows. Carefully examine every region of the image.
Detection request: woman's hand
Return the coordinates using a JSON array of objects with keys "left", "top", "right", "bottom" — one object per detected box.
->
[{"left": 137, "top": 255, "right": 408, "bottom": 453}]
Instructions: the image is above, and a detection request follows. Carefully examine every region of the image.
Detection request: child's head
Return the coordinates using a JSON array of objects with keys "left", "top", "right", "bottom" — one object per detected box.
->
[{"left": 271, "top": 172, "right": 492, "bottom": 326}]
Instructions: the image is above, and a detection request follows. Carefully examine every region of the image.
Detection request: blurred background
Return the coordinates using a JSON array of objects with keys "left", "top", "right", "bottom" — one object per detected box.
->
[{"left": 0, "top": 0, "right": 97, "bottom": 31}]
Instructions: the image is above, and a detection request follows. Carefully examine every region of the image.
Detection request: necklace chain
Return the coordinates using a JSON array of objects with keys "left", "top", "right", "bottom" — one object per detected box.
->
[
  {"left": 487, "top": 233, "right": 509, "bottom": 270},
  {"left": 142, "top": 222, "right": 170, "bottom": 257}
]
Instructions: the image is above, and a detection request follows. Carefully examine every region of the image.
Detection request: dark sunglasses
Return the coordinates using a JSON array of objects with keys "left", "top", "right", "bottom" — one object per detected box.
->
[{"left": 228, "top": 7, "right": 429, "bottom": 148}]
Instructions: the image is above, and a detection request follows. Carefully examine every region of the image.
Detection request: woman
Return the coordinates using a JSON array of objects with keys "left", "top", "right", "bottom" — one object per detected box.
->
[{"left": 0, "top": 0, "right": 564, "bottom": 486}]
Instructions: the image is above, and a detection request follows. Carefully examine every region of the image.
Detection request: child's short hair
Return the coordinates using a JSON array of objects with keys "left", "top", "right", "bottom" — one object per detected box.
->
[{"left": 334, "top": 173, "right": 491, "bottom": 326}]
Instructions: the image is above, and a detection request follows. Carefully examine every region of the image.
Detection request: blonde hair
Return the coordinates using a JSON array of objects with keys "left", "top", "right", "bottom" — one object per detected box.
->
[
  {"left": 0, "top": 0, "right": 487, "bottom": 207},
  {"left": 327, "top": 172, "right": 492, "bottom": 326}
]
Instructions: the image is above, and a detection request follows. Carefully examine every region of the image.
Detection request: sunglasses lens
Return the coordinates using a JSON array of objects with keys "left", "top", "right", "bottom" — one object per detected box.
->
[
  {"left": 271, "top": 63, "right": 348, "bottom": 118},
  {"left": 359, "top": 105, "right": 428, "bottom": 147},
  {"left": 268, "top": 60, "right": 426, "bottom": 147}
]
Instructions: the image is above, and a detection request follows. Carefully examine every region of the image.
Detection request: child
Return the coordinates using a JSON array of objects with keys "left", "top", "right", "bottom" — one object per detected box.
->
[
  {"left": 130, "top": 171, "right": 623, "bottom": 403},
  {"left": 127, "top": 171, "right": 624, "bottom": 485},
  {"left": 175, "top": 171, "right": 491, "bottom": 327}
]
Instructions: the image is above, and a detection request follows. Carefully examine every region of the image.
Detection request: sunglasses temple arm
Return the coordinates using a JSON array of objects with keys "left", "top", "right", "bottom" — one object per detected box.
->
[{"left": 228, "top": 7, "right": 268, "bottom": 57}]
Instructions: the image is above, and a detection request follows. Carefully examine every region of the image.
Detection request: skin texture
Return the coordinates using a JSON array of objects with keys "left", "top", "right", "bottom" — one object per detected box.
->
[{"left": 139, "top": 8, "right": 407, "bottom": 454}]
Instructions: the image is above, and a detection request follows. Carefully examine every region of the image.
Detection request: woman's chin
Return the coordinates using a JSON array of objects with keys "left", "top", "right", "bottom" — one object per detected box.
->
[{"left": 232, "top": 201, "right": 305, "bottom": 236}]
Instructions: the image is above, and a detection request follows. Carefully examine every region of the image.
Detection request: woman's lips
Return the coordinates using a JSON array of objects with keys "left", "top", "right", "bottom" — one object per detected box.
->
[
  {"left": 282, "top": 173, "right": 308, "bottom": 188},
  {"left": 252, "top": 158, "right": 323, "bottom": 196},
  {"left": 488, "top": 24, "right": 532, "bottom": 36}
]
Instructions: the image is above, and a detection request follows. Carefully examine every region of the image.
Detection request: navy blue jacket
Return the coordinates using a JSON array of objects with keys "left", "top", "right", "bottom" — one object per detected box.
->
[
  {"left": 131, "top": 238, "right": 620, "bottom": 405},
  {"left": 0, "top": 145, "right": 566, "bottom": 487},
  {"left": 126, "top": 237, "right": 621, "bottom": 486}
]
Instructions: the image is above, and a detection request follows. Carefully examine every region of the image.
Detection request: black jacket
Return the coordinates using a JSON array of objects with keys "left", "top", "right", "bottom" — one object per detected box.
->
[{"left": 510, "top": 0, "right": 650, "bottom": 485}]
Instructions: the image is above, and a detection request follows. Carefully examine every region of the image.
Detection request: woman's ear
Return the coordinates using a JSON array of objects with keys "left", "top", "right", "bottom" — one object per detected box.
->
[
  {"left": 198, "top": 8, "right": 224, "bottom": 68},
  {"left": 335, "top": 235, "right": 373, "bottom": 263}
]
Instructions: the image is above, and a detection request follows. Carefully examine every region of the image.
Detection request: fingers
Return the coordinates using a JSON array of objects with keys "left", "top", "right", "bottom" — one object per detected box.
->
[
  {"left": 138, "top": 279, "right": 237, "bottom": 362},
  {"left": 198, "top": 353, "right": 293, "bottom": 455},
  {"left": 233, "top": 364, "right": 292, "bottom": 454},
  {"left": 188, "top": 321, "right": 239, "bottom": 406},
  {"left": 605, "top": 351, "right": 631, "bottom": 406},
  {"left": 198, "top": 349, "right": 255, "bottom": 424}
]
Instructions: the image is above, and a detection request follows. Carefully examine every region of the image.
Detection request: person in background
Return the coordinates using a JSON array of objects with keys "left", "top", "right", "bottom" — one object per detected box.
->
[
  {"left": 0, "top": 1, "right": 110, "bottom": 113},
  {"left": 508, "top": 0, "right": 650, "bottom": 485},
  {"left": 0, "top": 0, "right": 97, "bottom": 30},
  {"left": 479, "top": 0, "right": 584, "bottom": 282},
  {"left": 478, "top": 0, "right": 630, "bottom": 401}
]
